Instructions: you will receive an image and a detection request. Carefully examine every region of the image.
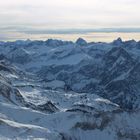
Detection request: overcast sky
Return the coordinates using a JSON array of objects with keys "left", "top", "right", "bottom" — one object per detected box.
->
[{"left": 0, "top": 0, "right": 140, "bottom": 29}]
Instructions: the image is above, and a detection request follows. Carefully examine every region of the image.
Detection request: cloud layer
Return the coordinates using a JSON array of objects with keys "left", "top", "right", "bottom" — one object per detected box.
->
[{"left": 0, "top": 0, "right": 140, "bottom": 28}]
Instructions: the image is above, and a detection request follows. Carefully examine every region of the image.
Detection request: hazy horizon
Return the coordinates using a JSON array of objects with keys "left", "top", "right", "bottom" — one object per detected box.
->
[
  {"left": 0, "top": 32, "right": 140, "bottom": 43},
  {"left": 0, "top": 0, "right": 140, "bottom": 41}
]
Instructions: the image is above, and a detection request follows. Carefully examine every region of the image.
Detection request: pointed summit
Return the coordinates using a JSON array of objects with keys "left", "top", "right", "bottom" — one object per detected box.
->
[
  {"left": 112, "top": 37, "right": 123, "bottom": 46},
  {"left": 76, "top": 38, "right": 87, "bottom": 46},
  {"left": 116, "top": 37, "right": 122, "bottom": 42}
]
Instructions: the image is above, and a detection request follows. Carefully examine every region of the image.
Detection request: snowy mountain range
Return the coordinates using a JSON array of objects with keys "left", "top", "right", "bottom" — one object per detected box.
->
[{"left": 0, "top": 38, "right": 140, "bottom": 140}]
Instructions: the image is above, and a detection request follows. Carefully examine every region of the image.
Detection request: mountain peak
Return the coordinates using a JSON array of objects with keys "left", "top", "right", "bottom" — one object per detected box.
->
[
  {"left": 112, "top": 37, "right": 123, "bottom": 46},
  {"left": 116, "top": 37, "right": 122, "bottom": 42},
  {"left": 76, "top": 38, "right": 87, "bottom": 46}
]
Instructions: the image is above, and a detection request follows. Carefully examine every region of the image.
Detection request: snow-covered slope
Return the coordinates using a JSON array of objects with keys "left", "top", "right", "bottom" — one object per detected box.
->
[{"left": 0, "top": 38, "right": 140, "bottom": 139}]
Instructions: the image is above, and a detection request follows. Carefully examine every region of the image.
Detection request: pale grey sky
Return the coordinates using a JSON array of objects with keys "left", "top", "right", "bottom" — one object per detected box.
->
[{"left": 0, "top": 0, "right": 140, "bottom": 29}]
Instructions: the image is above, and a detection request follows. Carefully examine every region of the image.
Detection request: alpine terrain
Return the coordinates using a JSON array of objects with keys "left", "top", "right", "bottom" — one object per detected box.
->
[{"left": 0, "top": 38, "right": 140, "bottom": 140}]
